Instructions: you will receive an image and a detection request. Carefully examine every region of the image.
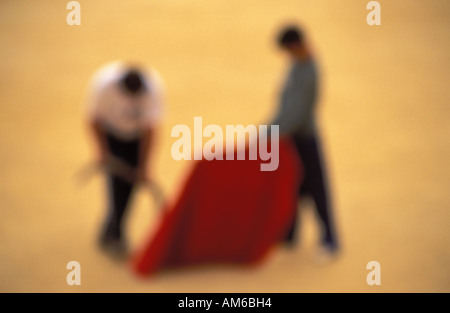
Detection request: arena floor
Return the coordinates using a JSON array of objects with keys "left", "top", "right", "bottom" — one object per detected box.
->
[{"left": 0, "top": 0, "right": 449, "bottom": 292}]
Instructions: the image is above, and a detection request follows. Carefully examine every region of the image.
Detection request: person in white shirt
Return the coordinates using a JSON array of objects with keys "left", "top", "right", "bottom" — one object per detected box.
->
[{"left": 86, "top": 62, "right": 163, "bottom": 256}]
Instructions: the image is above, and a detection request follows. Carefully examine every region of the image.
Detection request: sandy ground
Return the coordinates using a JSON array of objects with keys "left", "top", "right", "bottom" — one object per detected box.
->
[{"left": 0, "top": 0, "right": 449, "bottom": 292}]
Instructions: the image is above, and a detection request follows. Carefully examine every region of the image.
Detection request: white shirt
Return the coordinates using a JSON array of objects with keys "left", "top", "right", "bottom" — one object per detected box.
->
[{"left": 87, "top": 62, "right": 163, "bottom": 140}]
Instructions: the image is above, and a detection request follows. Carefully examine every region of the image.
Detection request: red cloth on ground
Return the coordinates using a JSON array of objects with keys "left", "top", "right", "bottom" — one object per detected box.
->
[{"left": 133, "top": 138, "right": 302, "bottom": 276}]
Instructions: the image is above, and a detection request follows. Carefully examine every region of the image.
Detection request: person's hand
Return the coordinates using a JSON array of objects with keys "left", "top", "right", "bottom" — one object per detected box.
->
[
  {"left": 95, "top": 150, "right": 108, "bottom": 168},
  {"left": 137, "top": 167, "right": 150, "bottom": 184}
]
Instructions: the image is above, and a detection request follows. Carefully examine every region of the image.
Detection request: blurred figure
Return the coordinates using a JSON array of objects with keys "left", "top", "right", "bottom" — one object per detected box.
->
[
  {"left": 272, "top": 26, "right": 339, "bottom": 255},
  {"left": 86, "top": 62, "right": 162, "bottom": 257}
]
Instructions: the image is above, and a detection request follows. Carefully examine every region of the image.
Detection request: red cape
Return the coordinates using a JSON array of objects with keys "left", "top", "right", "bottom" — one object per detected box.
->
[{"left": 133, "top": 138, "right": 302, "bottom": 275}]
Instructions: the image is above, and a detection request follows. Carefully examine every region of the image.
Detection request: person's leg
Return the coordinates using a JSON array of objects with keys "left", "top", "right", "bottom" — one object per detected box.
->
[
  {"left": 100, "top": 134, "right": 139, "bottom": 246},
  {"left": 101, "top": 174, "right": 134, "bottom": 243},
  {"left": 294, "top": 135, "right": 338, "bottom": 249},
  {"left": 284, "top": 207, "right": 298, "bottom": 244},
  {"left": 283, "top": 138, "right": 309, "bottom": 245}
]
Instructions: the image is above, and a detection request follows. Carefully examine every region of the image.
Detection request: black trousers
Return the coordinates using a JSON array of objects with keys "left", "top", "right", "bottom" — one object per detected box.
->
[
  {"left": 286, "top": 134, "right": 337, "bottom": 247},
  {"left": 101, "top": 134, "right": 140, "bottom": 242}
]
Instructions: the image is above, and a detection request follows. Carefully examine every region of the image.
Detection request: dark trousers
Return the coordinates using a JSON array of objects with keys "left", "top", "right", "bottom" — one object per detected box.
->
[
  {"left": 286, "top": 134, "right": 337, "bottom": 247},
  {"left": 101, "top": 134, "right": 140, "bottom": 242}
]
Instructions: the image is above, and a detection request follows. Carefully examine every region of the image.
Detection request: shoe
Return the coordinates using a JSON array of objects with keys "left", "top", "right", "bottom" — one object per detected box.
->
[
  {"left": 315, "top": 241, "right": 339, "bottom": 264},
  {"left": 99, "top": 236, "right": 129, "bottom": 261}
]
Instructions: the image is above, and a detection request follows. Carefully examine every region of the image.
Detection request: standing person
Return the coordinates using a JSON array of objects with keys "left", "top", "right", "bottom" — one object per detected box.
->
[
  {"left": 86, "top": 61, "right": 163, "bottom": 257},
  {"left": 271, "top": 26, "right": 339, "bottom": 255}
]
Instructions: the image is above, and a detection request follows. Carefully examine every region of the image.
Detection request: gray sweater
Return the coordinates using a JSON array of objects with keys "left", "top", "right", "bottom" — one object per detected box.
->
[{"left": 271, "top": 59, "right": 318, "bottom": 138}]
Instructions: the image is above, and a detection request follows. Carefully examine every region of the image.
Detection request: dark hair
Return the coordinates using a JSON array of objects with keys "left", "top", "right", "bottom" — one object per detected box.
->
[
  {"left": 120, "top": 69, "right": 145, "bottom": 95},
  {"left": 277, "top": 26, "right": 304, "bottom": 47}
]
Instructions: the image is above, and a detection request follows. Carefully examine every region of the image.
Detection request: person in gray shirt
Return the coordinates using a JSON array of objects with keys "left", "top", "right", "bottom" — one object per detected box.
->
[{"left": 272, "top": 26, "right": 338, "bottom": 254}]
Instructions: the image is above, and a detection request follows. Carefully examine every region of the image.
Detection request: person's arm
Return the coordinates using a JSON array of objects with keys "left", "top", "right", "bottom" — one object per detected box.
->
[
  {"left": 271, "top": 69, "right": 314, "bottom": 136},
  {"left": 88, "top": 118, "right": 108, "bottom": 165},
  {"left": 86, "top": 71, "right": 110, "bottom": 165},
  {"left": 138, "top": 72, "right": 163, "bottom": 182},
  {"left": 137, "top": 127, "right": 155, "bottom": 182}
]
